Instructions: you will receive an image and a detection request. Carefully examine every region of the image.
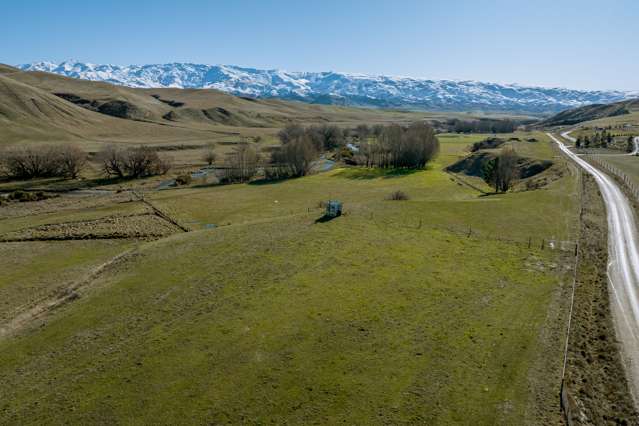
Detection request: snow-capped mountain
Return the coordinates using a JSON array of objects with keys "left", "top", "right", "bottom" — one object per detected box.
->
[{"left": 18, "top": 60, "right": 634, "bottom": 114}]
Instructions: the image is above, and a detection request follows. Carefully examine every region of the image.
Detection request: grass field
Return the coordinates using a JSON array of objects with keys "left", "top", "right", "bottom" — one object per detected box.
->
[
  {"left": 0, "top": 132, "right": 579, "bottom": 424},
  {"left": 592, "top": 154, "right": 639, "bottom": 187}
]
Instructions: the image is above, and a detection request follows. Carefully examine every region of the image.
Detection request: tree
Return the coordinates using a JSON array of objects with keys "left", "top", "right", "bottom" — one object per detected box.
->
[
  {"left": 269, "top": 135, "right": 317, "bottom": 178},
  {"left": 277, "top": 124, "right": 305, "bottom": 145},
  {"left": 482, "top": 148, "right": 519, "bottom": 192},
  {"left": 224, "top": 143, "right": 259, "bottom": 182},
  {"left": 202, "top": 143, "right": 216, "bottom": 166},
  {"left": 99, "top": 145, "right": 126, "bottom": 178},
  {"left": 98, "top": 145, "right": 171, "bottom": 178},
  {"left": 575, "top": 137, "right": 582, "bottom": 149},
  {"left": 628, "top": 136, "right": 635, "bottom": 153},
  {"left": 356, "top": 124, "right": 370, "bottom": 141},
  {"left": 56, "top": 145, "right": 87, "bottom": 179},
  {"left": 372, "top": 124, "right": 385, "bottom": 138}
]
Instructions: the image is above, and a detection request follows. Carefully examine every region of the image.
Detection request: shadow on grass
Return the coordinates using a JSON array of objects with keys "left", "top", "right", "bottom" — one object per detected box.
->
[
  {"left": 248, "top": 176, "right": 298, "bottom": 186},
  {"left": 314, "top": 214, "right": 340, "bottom": 223},
  {"left": 334, "top": 167, "right": 421, "bottom": 180}
]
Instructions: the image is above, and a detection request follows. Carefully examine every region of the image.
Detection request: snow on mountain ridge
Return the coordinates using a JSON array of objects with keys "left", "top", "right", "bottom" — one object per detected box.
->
[{"left": 17, "top": 61, "right": 634, "bottom": 113}]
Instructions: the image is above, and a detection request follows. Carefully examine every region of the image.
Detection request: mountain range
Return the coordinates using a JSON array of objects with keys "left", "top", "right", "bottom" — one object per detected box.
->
[{"left": 19, "top": 61, "right": 637, "bottom": 114}]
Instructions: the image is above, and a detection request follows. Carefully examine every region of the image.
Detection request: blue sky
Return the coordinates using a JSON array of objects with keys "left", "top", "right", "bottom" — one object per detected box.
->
[{"left": 3, "top": 0, "right": 638, "bottom": 90}]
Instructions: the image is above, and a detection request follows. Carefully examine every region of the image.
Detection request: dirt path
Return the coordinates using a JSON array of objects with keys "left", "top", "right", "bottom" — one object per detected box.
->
[{"left": 0, "top": 248, "right": 136, "bottom": 340}]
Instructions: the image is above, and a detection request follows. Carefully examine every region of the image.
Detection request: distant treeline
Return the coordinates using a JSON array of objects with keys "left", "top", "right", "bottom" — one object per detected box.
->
[{"left": 444, "top": 118, "right": 535, "bottom": 134}]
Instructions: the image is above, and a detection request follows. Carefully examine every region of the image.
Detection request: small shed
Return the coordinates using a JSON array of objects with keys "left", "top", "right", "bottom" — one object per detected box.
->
[{"left": 326, "top": 200, "right": 343, "bottom": 218}]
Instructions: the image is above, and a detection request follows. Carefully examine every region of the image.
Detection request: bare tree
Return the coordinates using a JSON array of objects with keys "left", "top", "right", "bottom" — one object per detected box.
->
[
  {"left": 277, "top": 124, "right": 305, "bottom": 145},
  {"left": 402, "top": 121, "right": 439, "bottom": 168},
  {"left": 56, "top": 145, "right": 87, "bottom": 179},
  {"left": 269, "top": 134, "right": 318, "bottom": 178},
  {"left": 224, "top": 143, "right": 259, "bottom": 182},
  {"left": 356, "top": 124, "right": 370, "bottom": 141},
  {"left": 202, "top": 142, "right": 216, "bottom": 166},
  {"left": 482, "top": 147, "right": 519, "bottom": 192},
  {"left": 123, "top": 146, "right": 171, "bottom": 177},
  {"left": 1, "top": 145, "right": 64, "bottom": 178},
  {"left": 98, "top": 145, "right": 170, "bottom": 178}
]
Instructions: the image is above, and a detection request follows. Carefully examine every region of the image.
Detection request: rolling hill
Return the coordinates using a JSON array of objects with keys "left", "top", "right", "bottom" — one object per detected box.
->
[
  {"left": 0, "top": 64, "right": 461, "bottom": 146},
  {"left": 539, "top": 98, "right": 639, "bottom": 127}
]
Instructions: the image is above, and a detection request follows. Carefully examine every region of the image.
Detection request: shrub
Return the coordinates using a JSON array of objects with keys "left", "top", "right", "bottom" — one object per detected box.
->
[
  {"left": 387, "top": 190, "right": 409, "bottom": 201},
  {"left": 175, "top": 174, "right": 192, "bottom": 185},
  {"left": 8, "top": 190, "right": 48, "bottom": 202}
]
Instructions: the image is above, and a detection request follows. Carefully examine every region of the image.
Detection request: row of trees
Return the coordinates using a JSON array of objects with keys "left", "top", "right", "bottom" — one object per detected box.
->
[
  {"left": 0, "top": 144, "right": 174, "bottom": 181},
  {"left": 446, "top": 118, "right": 517, "bottom": 134},
  {"left": 355, "top": 122, "right": 440, "bottom": 168},
  {"left": 278, "top": 124, "right": 346, "bottom": 152},
  {"left": 575, "top": 130, "right": 614, "bottom": 149},
  {"left": 1, "top": 145, "right": 87, "bottom": 179}
]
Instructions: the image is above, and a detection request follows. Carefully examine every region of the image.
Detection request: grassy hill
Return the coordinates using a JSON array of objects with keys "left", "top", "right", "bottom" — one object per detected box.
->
[
  {"left": 0, "top": 64, "right": 533, "bottom": 150},
  {"left": 540, "top": 98, "right": 639, "bottom": 127},
  {"left": 0, "top": 64, "right": 483, "bottom": 148}
]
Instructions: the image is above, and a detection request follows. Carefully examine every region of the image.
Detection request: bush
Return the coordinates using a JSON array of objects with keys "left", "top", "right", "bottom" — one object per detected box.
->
[
  {"left": 339, "top": 146, "right": 354, "bottom": 159},
  {"left": 8, "top": 190, "right": 49, "bottom": 202},
  {"left": 175, "top": 174, "right": 192, "bottom": 185},
  {"left": 387, "top": 190, "right": 409, "bottom": 201}
]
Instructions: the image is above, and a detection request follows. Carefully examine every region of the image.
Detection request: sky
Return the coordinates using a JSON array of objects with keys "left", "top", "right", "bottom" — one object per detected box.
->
[{"left": 2, "top": 0, "right": 639, "bottom": 91}]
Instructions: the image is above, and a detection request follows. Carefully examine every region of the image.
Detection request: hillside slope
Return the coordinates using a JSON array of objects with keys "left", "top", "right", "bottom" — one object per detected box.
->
[
  {"left": 540, "top": 98, "right": 639, "bottom": 127},
  {"left": 0, "top": 72, "right": 109, "bottom": 142},
  {"left": 0, "top": 66, "right": 447, "bottom": 146}
]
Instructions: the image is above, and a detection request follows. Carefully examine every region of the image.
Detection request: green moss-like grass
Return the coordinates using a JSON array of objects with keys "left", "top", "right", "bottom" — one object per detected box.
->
[{"left": 0, "top": 132, "right": 579, "bottom": 424}]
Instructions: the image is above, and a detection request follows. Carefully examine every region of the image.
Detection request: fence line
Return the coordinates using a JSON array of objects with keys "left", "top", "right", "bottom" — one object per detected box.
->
[
  {"left": 584, "top": 155, "right": 639, "bottom": 202},
  {"left": 559, "top": 169, "right": 583, "bottom": 426}
]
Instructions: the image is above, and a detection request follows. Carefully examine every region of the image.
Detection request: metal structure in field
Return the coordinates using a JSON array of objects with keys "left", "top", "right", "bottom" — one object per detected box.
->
[{"left": 325, "top": 200, "right": 342, "bottom": 218}]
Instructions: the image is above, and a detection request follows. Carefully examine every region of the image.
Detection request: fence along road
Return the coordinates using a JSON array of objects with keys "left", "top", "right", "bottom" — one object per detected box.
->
[{"left": 549, "top": 132, "right": 639, "bottom": 404}]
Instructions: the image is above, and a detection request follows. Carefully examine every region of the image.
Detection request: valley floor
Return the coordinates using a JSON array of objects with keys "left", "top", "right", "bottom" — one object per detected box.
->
[{"left": 0, "top": 133, "right": 580, "bottom": 424}]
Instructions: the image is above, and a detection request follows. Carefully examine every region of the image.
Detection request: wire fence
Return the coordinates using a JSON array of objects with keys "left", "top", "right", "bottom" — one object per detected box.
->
[{"left": 583, "top": 155, "right": 639, "bottom": 202}]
